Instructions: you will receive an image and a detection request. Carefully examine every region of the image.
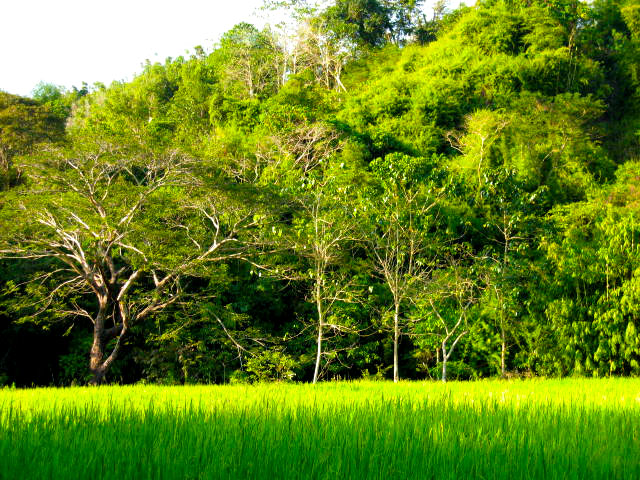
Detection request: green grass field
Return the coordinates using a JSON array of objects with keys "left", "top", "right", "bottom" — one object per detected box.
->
[{"left": 1, "top": 379, "right": 639, "bottom": 479}]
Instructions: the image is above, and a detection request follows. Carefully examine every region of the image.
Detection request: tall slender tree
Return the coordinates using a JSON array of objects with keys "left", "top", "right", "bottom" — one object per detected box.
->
[{"left": 362, "top": 153, "right": 441, "bottom": 382}]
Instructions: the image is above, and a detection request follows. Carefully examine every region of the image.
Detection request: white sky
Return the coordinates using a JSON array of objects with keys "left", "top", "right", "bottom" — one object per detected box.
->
[
  {"left": 1, "top": 0, "right": 268, "bottom": 96},
  {"left": 1, "top": 0, "right": 443, "bottom": 97}
]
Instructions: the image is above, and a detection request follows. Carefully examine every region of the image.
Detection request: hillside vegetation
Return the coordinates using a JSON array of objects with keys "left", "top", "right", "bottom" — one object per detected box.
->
[{"left": 1, "top": 0, "right": 640, "bottom": 385}]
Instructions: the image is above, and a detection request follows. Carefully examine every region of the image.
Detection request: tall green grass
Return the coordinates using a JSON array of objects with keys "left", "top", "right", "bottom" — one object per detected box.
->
[{"left": 1, "top": 379, "right": 638, "bottom": 479}]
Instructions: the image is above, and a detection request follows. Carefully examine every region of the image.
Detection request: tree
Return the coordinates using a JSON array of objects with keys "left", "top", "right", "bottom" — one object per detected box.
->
[
  {"left": 31, "top": 82, "right": 77, "bottom": 121},
  {"left": 476, "top": 169, "right": 541, "bottom": 377},
  {"left": 362, "top": 152, "right": 441, "bottom": 382},
  {"left": 216, "top": 23, "right": 284, "bottom": 99},
  {"left": 323, "top": 0, "right": 392, "bottom": 48},
  {"left": 541, "top": 161, "right": 640, "bottom": 376},
  {"left": 295, "top": 15, "right": 353, "bottom": 91},
  {"left": 0, "top": 92, "right": 65, "bottom": 190},
  {"left": 0, "top": 137, "right": 272, "bottom": 384},
  {"left": 382, "top": 0, "right": 427, "bottom": 44},
  {"left": 261, "top": 113, "right": 363, "bottom": 382},
  {"left": 284, "top": 145, "right": 364, "bottom": 383},
  {"left": 321, "top": 0, "right": 430, "bottom": 47},
  {"left": 446, "top": 109, "right": 511, "bottom": 187},
  {"left": 295, "top": 183, "right": 361, "bottom": 383},
  {"left": 413, "top": 263, "right": 477, "bottom": 382}
]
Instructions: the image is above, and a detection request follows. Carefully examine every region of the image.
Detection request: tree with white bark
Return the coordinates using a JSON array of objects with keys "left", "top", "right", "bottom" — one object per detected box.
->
[
  {"left": 216, "top": 23, "right": 285, "bottom": 99},
  {"left": 265, "top": 117, "right": 361, "bottom": 383},
  {"left": 294, "top": 16, "right": 352, "bottom": 91},
  {"left": 293, "top": 177, "right": 361, "bottom": 383},
  {"left": 362, "top": 152, "right": 441, "bottom": 382},
  {"left": 412, "top": 261, "right": 477, "bottom": 382}
]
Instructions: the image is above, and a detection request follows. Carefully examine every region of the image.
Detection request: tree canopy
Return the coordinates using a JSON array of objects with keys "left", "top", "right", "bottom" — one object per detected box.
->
[{"left": 1, "top": 0, "right": 640, "bottom": 385}]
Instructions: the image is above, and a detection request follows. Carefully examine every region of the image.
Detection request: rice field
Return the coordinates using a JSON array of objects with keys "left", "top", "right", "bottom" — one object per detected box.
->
[{"left": 0, "top": 379, "right": 639, "bottom": 479}]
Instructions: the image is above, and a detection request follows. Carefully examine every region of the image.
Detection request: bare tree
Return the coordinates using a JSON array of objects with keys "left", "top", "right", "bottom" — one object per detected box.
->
[{"left": 489, "top": 210, "right": 523, "bottom": 378}]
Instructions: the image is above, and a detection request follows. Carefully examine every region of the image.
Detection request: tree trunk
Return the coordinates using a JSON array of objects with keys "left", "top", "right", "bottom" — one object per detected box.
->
[
  {"left": 312, "top": 323, "right": 323, "bottom": 384},
  {"left": 442, "top": 356, "right": 447, "bottom": 382},
  {"left": 441, "top": 343, "right": 448, "bottom": 382},
  {"left": 393, "top": 302, "right": 400, "bottom": 383},
  {"left": 501, "top": 328, "right": 506, "bottom": 379},
  {"left": 89, "top": 304, "right": 107, "bottom": 385},
  {"left": 89, "top": 331, "right": 125, "bottom": 385},
  {"left": 89, "top": 364, "right": 108, "bottom": 386},
  {"left": 312, "top": 284, "right": 324, "bottom": 384},
  {"left": 89, "top": 335, "right": 111, "bottom": 386},
  {"left": 88, "top": 302, "right": 126, "bottom": 385},
  {"left": 501, "top": 237, "right": 509, "bottom": 379}
]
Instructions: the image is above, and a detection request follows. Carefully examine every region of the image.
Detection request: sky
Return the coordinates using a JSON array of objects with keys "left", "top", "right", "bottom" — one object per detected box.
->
[
  {"left": 1, "top": 0, "right": 268, "bottom": 96},
  {"left": 1, "top": 0, "right": 442, "bottom": 98}
]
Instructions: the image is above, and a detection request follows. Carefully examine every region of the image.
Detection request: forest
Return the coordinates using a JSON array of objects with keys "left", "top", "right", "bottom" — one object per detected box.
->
[{"left": 1, "top": 0, "right": 639, "bottom": 387}]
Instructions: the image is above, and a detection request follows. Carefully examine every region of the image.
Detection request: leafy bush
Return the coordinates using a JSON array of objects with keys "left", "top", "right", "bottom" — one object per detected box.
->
[{"left": 245, "top": 350, "right": 298, "bottom": 382}]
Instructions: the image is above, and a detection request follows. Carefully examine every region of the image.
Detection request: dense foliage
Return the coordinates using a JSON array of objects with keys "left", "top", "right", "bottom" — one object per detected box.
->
[{"left": 1, "top": 0, "right": 639, "bottom": 385}]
